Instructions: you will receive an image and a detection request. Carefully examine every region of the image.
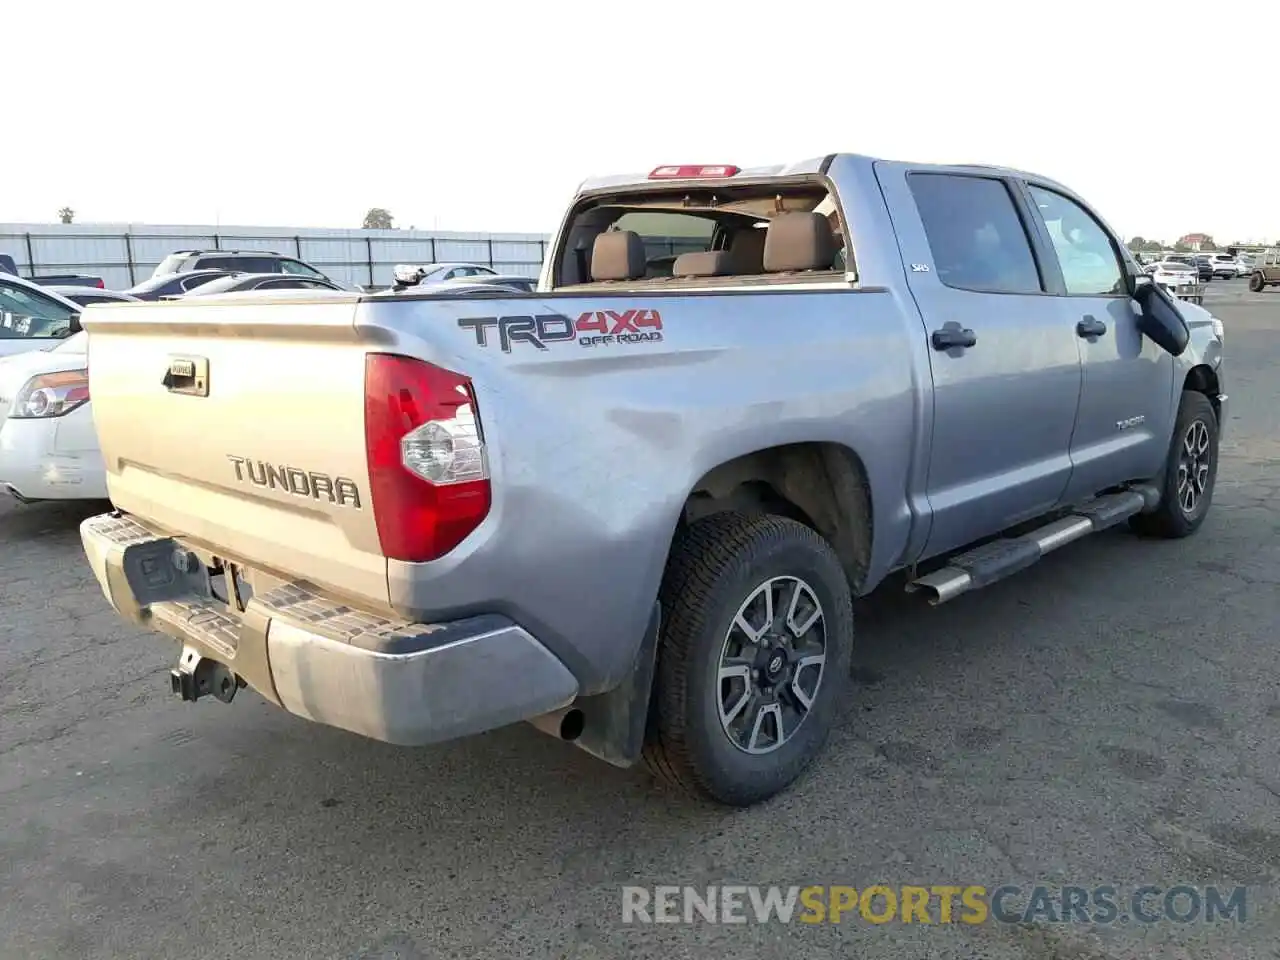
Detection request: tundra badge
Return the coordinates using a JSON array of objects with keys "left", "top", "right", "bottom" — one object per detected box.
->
[{"left": 227, "top": 455, "right": 362, "bottom": 508}]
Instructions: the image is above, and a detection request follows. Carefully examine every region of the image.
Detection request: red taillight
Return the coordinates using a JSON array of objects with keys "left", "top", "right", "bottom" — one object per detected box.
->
[
  {"left": 648, "top": 164, "right": 741, "bottom": 180},
  {"left": 92, "top": 278, "right": 104, "bottom": 288},
  {"left": 364, "top": 354, "right": 491, "bottom": 563}
]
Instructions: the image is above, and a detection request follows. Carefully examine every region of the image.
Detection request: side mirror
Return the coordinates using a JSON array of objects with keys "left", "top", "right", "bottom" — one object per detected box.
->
[
  {"left": 1132, "top": 281, "right": 1190, "bottom": 357},
  {"left": 69, "top": 314, "right": 83, "bottom": 334}
]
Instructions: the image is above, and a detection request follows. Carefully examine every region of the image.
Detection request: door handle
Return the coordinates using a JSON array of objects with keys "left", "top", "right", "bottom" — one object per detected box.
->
[
  {"left": 931, "top": 327, "right": 978, "bottom": 351},
  {"left": 1077, "top": 316, "right": 1107, "bottom": 338}
]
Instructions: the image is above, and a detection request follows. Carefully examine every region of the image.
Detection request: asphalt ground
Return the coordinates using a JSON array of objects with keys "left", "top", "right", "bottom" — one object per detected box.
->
[{"left": 2, "top": 279, "right": 1278, "bottom": 959}]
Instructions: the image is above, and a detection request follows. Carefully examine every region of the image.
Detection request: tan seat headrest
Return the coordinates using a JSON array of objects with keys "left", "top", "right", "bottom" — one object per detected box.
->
[
  {"left": 591, "top": 231, "right": 646, "bottom": 281},
  {"left": 672, "top": 251, "right": 733, "bottom": 278},
  {"left": 763, "top": 212, "right": 836, "bottom": 273}
]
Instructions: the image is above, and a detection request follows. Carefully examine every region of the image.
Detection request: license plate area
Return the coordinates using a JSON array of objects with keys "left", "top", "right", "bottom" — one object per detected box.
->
[{"left": 121, "top": 538, "right": 252, "bottom": 611}]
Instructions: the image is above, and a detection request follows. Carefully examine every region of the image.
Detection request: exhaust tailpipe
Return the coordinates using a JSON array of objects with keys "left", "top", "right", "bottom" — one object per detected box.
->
[{"left": 528, "top": 705, "right": 585, "bottom": 742}]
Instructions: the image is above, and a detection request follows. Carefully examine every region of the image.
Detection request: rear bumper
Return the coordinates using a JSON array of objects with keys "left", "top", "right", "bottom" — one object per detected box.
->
[
  {"left": 0, "top": 414, "right": 108, "bottom": 502},
  {"left": 80, "top": 512, "right": 579, "bottom": 746}
]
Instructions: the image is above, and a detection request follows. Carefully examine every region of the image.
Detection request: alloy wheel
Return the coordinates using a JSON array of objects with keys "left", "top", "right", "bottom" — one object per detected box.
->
[
  {"left": 1177, "top": 419, "right": 1212, "bottom": 515},
  {"left": 716, "top": 576, "right": 827, "bottom": 755}
]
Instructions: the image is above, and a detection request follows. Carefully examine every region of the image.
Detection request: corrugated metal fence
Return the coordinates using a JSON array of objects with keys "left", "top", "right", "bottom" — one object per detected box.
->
[{"left": 0, "top": 223, "right": 554, "bottom": 290}]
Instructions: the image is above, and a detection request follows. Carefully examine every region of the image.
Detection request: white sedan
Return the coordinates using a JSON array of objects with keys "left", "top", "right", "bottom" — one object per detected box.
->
[
  {"left": 1145, "top": 261, "right": 1202, "bottom": 300},
  {"left": 0, "top": 331, "right": 107, "bottom": 503}
]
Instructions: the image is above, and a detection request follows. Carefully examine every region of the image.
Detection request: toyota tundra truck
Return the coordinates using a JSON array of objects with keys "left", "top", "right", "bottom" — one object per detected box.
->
[{"left": 76, "top": 154, "right": 1227, "bottom": 807}]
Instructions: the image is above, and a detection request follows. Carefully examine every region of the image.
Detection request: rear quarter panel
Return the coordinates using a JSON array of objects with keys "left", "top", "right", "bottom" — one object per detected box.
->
[{"left": 363, "top": 281, "right": 931, "bottom": 693}]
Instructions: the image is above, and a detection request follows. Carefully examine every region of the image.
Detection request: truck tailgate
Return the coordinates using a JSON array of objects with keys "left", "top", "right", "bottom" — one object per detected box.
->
[{"left": 83, "top": 295, "right": 389, "bottom": 606}]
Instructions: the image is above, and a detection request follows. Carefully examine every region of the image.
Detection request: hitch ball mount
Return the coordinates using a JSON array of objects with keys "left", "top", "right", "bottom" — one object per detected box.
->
[{"left": 171, "top": 646, "right": 245, "bottom": 704}]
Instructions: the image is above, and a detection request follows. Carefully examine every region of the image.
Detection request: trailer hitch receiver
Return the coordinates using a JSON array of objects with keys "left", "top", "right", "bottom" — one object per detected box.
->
[{"left": 170, "top": 646, "right": 244, "bottom": 704}]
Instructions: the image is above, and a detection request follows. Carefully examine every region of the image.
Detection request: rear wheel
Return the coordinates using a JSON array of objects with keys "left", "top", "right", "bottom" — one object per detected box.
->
[
  {"left": 1249, "top": 272, "right": 1265, "bottom": 292},
  {"left": 643, "top": 512, "right": 854, "bottom": 806},
  {"left": 1131, "top": 390, "right": 1219, "bottom": 539}
]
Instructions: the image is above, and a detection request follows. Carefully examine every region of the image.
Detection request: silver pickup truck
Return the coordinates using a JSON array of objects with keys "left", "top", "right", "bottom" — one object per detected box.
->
[{"left": 77, "top": 154, "right": 1226, "bottom": 807}]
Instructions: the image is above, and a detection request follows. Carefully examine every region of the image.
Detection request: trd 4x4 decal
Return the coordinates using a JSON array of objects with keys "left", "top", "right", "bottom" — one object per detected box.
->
[{"left": 458, "top": 309, "right": 663, "bottom": 352}]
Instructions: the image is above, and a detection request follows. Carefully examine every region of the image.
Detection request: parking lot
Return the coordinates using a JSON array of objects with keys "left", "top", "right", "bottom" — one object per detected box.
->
[{"left": 1, "top": 280, "right": 1277, "bottom": 960}]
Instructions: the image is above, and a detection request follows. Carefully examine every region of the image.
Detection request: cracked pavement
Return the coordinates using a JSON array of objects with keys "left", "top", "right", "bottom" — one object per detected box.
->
[{"left": 1, "top": 284, "right": 1278, "bottom": 959}]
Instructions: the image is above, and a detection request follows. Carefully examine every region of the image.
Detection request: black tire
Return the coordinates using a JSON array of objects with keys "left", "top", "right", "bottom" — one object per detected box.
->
[
  {"left": 1249, "top": 272, "right": 1265, "bottom": 292},
  {"left": 642, "top": 511, "right": 854, "bottom": 806},
  {"left": 1130, "top": 391, "right": 1219, "bottom": 539}
]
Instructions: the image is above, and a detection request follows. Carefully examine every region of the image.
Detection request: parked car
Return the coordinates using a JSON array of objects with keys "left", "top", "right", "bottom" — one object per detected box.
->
[
  {"left": 1203, "top": 253, "right": 1242, "bottom": 279},
  {"left": 1247, "top": 249, "right": 1280, "bottom": 292},
  {"left": 1, "top": 252, "right": 105, "bottom": 289},
  {"left": 77, "top": 154, "right": 1225, "bottom": 808},
  {"left": 1144, "top": 261, "right": 1202, "bottom": 302},
  {"left": 0, "top": 273, "right": 82, "bottom": 358},
  {"left": 151, "top": 249, "right": 333, "bottom": 282},
  {"left": 48, "top": 287, "right": 141, "bottom": 307},
  {"left": 391, "top": 262, "right": 500, "bottom": 289},
  {"left": 1166, "top": 254, "right": 1213, "bottom": 282},
  {"left": 173, "top": 273, "right": 345, "bottom": 297},
  {"left": 123, "top": 270, "right": 233, "bottom": 301},
  {"left": 380, "top": 279, "right": 535, "bottom": 299},
  {"left": 0, "top": 330, "right": 105, "bottom": 503},
  {"left": 438, "top": 273, "right": 536, "bottom": 293}
]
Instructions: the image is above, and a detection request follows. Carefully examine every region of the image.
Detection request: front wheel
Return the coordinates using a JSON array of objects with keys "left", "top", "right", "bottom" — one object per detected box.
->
[
  {"left": 1249, "top": 272, "right": 1265, "bottom": 292},
  {"left": 1131, "top": 391, "right": 1219, "bottom": 539},
  {"left": 643, "top": 512, "right": 854, "bottom": 806}
]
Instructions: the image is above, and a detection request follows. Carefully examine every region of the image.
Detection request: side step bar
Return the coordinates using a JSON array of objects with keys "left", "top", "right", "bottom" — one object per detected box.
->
[{"left": 907, "top": 488, "right": 1155, "bottom": 605}]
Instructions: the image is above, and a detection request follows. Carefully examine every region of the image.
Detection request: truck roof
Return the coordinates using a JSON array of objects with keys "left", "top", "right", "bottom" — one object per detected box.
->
[{"left": 575, "top": 153, "right": 1075, "bottom": 198}]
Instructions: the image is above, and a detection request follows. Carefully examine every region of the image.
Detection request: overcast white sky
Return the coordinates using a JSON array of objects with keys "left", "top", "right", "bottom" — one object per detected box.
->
[{"left": 9, "top": 1, "right": 1274, "bottom": 243}]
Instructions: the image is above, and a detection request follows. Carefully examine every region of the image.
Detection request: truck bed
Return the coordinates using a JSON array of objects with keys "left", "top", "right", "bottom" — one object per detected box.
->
[{"left": 82, "top": 283, "right": 924, "bottom": 688}]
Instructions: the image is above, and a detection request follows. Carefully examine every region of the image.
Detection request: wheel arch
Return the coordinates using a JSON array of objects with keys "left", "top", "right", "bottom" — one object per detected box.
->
[
  {"left": 679, "top": 441, "right": 874, "bottom": 594},
  {"left": 1183, "top": 363, "right": 1222, "bottom": 421}
]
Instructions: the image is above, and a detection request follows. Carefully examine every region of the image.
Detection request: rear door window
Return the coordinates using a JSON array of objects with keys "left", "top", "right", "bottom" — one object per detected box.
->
[
  {"left": 197, "top": 255, "right": 278, "bottom": 273},
  {"left": 908, "top": 174, "right": 1043, "bottom": 294},
  {"left": 280, "top": 259, "right": 327, "bottom": 279}
]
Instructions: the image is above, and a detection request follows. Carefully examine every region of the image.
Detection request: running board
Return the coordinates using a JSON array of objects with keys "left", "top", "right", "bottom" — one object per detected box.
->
[{"left": 907, "top": 489, "right": 1153, "bottom": 606}]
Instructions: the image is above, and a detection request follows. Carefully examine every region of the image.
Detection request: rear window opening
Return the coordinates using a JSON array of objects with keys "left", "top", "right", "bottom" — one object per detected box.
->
[{"left": 552, "top": 179, "right": 853, "bottom": 289}]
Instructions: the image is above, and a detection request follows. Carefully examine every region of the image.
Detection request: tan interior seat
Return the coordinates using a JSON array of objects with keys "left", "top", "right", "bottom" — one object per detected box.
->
[
  {"left": 590, "top": 231, "right": 647, "bottom": 282},
  {"left": 672, "top": 251, "right": 734, "bottom": 278},
  {"left": 762, "top": 212, "right": 837, "bottom": 273},
  {"left": 727, "top": 227, "right": 767, "bottom": 275}
]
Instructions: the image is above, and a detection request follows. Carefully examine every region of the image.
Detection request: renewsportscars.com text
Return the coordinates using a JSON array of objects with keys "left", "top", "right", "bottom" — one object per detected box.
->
[{"left": 620, "top": 884, "right": 1247, "bottom": 925}]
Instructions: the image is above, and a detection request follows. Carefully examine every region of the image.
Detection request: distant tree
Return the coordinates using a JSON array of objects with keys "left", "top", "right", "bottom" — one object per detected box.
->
[
  {"left": 363, "top": 207, "right": 394, "bottom": 230},
  {"left": 1126, "top": 236, "right": 1146, "bottom": 251},
  {"left": 1172, "top": 240, "right": 1191, "bottom": 252},
  {"left": 58, "top": 207, "right": 74, "bottom": 224}
]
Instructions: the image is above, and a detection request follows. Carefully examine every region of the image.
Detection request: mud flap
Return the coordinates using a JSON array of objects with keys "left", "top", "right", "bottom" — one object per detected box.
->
[{"left": 571, "top": 603, "right": 660, "bottom": 768}]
